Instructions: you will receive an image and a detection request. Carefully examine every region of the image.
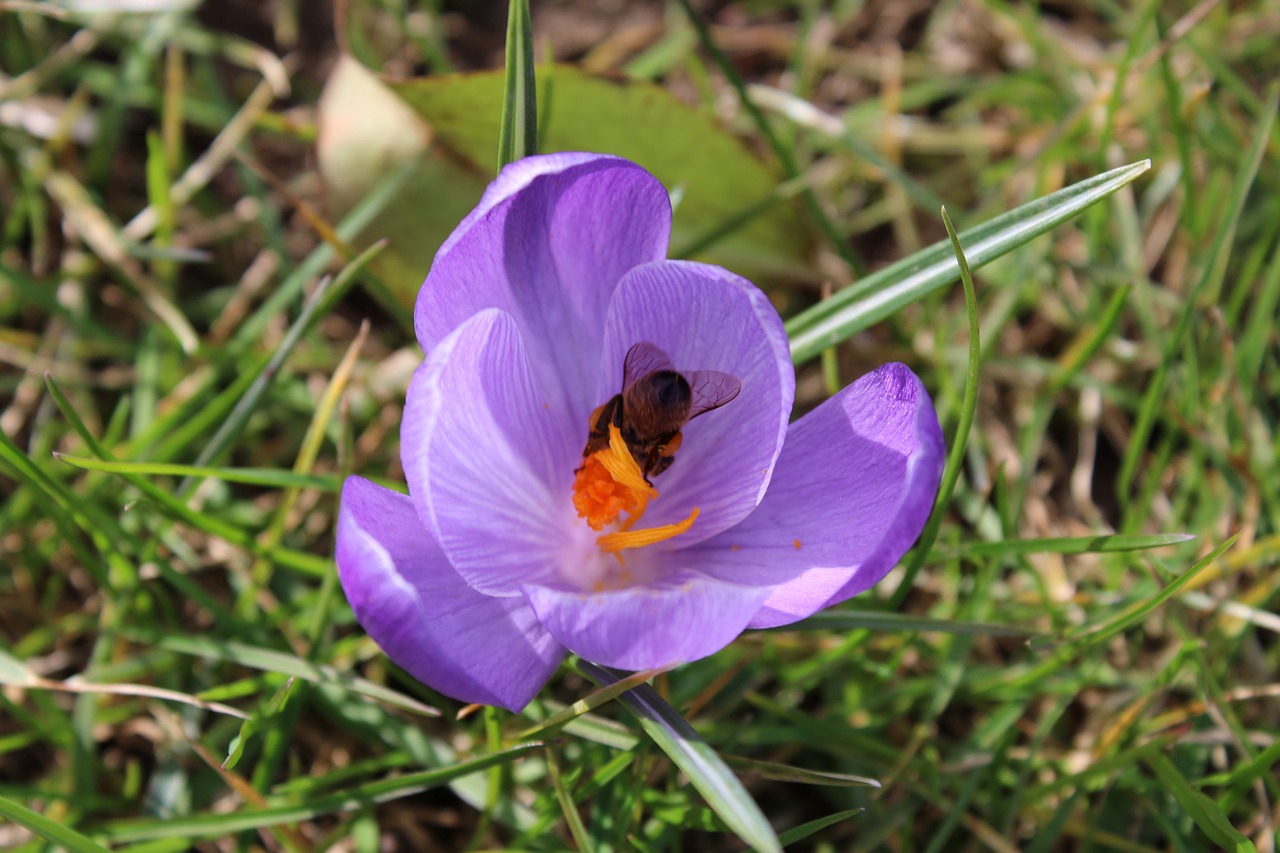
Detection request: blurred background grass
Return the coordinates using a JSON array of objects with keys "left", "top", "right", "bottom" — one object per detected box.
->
[{"left": 1, "top": 0, "right": 1277, "bottom": 850}]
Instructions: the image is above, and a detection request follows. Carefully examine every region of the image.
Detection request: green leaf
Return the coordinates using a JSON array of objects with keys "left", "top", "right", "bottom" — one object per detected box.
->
[
  {"left": 784, "top": 160, "right": 1152, "bottom": 364},
  {"left": 315, "top": 56, "right": 487, "bottom": 325},
  {"left": 0, "top": 795, "right": 113, "bottom": 853},
  {"left": 577, "top": 661, "right": 782, "bottom": 853},
  {"left": 497, "top": 0, "right": 536, "bottom": 168},
  {"left": 1146, "top": 754, "right": 1257, "bottom": 853},
  {"left": 388, "top": 64, "right": 812, "bottom": 283}
]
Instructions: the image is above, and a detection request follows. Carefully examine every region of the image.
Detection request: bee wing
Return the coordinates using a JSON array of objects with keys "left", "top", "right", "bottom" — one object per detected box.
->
[
  {"left": 622, "top": 341, "right": 675, "bottom": 391},
  {"left": 686, "top": 371, "right": 742, "bottom": 418}
]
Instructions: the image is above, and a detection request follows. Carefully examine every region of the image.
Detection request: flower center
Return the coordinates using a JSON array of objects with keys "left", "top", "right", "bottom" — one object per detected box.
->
[{"left": 571, "top": 422, "right": 698, "bottom": 552}]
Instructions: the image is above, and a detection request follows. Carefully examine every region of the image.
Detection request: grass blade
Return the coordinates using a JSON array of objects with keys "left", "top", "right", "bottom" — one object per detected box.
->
[
  {"left": 577, "top": 661, "right": 782, "bottom": 853},
  {"left": 890, "top": 206, "right": 980, "bottom": 608},
  {"left": 785, "top": 160, "right": 1151, "bottom": 364},
  {"left": 228, "top": 163, "right": 408, "bottom": 351},
  {"left": 7, "top": 673, "right": 250, "bottom": 720},
  {"left": 497, "top": 0, "right": 537, "bottom": 168},
  {"left": 51, "top": 446, "right": 331, "bottom": 577},
  {"left": 52, "top": 456, "right": 338, "bottom": 491},
  {"left": 125, "top": 631, "right": 439, "bottom": 717},
  {"left": 517, "top": 667, "right": 664, "bottom": 740},
  {"left": 0, "top": 795, "right": 113, "bottom": 853},
  {"left": 1118, "top": 84, "right": 1278, "bottom": 494},
  {"left": 223, "top": 677, "right": 297, "bottom": 770},
  {"left": 104, "top": 743, "right": 542, "bottom": 842},
  {"left": 781, "top": 610, "right": 1035, "bottom": 637},
  {"left": 935, "top": 532, "right": 1196, "bottom": 559},
  {"left": 777, "top": 808, "right": 863, "bottom": 847},
  {"left": 677, "top": 0, "right": 862, "bottom": 275},
  {"left": 546, "top": 746, "right": 595, "bottom": 853},
  {"left": 722, "top": 755, "right": 878, "bottom": 788},
  {"left": 1026, "top": 534, "right": 1239, "bottom": 661},
  {"left": 1146, "top": 754, "right": 1257, "bottom": 853}
]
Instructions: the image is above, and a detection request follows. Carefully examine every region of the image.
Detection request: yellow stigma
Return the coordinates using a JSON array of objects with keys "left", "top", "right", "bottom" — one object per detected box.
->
[
  {"left": 598, "top": 507, "right": 699, "bottom": 552},
  {"left": 571, "top": 422, "right": 698, "bottom": 551}
]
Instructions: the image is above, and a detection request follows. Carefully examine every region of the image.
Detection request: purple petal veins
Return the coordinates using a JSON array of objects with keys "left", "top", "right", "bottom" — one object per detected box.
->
[
  {"left": 522, "top": 570, "right": 770, "bottom": 671},
  {"left": 402, "top": 309, "right": 577, "bottom": 597},
  {"left": 336, "top": 477, "right": 564, "bottom": 712},
  {"left": 415, "top": 154, "right": 673, "bottom": 432},
  {"left": 688, "top": 362, "right": 945, "bottom": 629}
]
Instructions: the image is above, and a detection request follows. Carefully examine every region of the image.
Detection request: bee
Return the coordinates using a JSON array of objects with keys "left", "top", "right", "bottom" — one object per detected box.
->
[{"left": 582, "top": 341, "right": 742, "bottom": 482}]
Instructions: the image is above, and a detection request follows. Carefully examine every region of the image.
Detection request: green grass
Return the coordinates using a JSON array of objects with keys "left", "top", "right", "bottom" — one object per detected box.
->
[{"left": 2, "top": 1, "right": 1278, "bottom": 851}]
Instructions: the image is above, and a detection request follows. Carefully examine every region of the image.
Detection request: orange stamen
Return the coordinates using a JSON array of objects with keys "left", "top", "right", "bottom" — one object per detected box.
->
[
  {"left": 572, "top": 455, "right": 637, "bottom": 531},
  {"left": 571, "top": 422, "right": 699, "bottom": 552},
  {"left": 572, "top": 423, "right": 655, "bottom": 531}
]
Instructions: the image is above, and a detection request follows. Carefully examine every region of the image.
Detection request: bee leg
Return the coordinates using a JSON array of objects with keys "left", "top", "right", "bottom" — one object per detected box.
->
[
  {"left": 587, "top": 401, "right": 607, "bottom": 432},
  {"left": 639, "top": 449, "right": 660, "bottom": 485},
  {"left": 649, "top": 431, "right": 683, "bottom": 479},
  {"left": 662, "top": 431, "right": 683, "bottom": 456},
  {"left": 579, "top": 397, "right": 622, "bottom": 469},
  {"left": 648, "top": 455, "right": 673, "bottom": 480}
]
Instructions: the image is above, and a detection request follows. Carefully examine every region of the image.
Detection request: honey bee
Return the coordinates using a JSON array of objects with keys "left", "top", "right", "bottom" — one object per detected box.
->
[{"left": 582, "top": 342, "right": 742, "bottom": 482}]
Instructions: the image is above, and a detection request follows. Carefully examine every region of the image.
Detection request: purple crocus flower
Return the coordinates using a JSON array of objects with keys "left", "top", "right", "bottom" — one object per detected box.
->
[{"left": 336, "top": 153, "right": 945, "bottom": 712}]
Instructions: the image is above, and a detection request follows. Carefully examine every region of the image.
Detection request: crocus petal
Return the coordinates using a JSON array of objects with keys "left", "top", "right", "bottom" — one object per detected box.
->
[
  {"left": 687, "top": 363, "right": 944, "bottom": 629},
  {"left": 403, "top": 309, "right": 579, "bottom": 597},
  {"left": 522, "top": 571, "right": 769, "bottom": 670},
  {"left": 415, "top": 153, "right": 672, "bottom": 431},
  {"left": 596, "top": 260, "right": 794, "bottom": 544},
  {"left": 336, "top": 476, "right": 565, "bottom": 712}
]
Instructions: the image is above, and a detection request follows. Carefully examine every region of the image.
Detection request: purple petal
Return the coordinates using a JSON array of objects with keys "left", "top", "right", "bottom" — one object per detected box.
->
[
  {"left": 522, "top": 571, "right": 768, "bottom": 670},
  {"left": 415, "top": 154, "right": 671, "bottom": 432},
  {"left": 688, "top": 363, "right": 944, "bottom": 629},
  {"left": 336, "top": 476, "right": 565, "bottom": 711},
  {"left": 402, "top": 309, "right": 579, "bottom": 597},
  {"left": 596, "top": 260, "right": 794, "bottom": 545}
]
